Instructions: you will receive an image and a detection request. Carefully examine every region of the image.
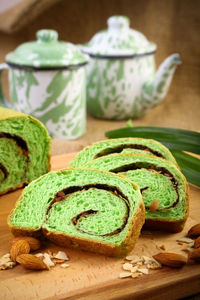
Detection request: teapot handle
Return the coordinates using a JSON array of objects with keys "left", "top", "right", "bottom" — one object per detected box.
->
[{"left": 0, "top": 63, "right": 11, "bottom": 108}]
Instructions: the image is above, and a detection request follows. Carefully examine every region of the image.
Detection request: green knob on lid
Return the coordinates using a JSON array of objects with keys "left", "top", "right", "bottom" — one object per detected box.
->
[{"left": 36, "top": 29, "right": 58, "bottom": 42}]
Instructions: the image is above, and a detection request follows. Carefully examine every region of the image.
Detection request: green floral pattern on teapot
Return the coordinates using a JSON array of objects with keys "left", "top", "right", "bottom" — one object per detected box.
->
[
  {"left": 87, "top": 56, "right": 155, "bottom": 119},
  {"left": 82, "top": 16, "right": 181, "bottom": 120}
]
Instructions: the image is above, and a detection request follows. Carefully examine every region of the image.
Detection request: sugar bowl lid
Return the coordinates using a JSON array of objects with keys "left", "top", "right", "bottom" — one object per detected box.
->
[
  {"left": 81, "top": 16, "right": 157, "bottom": 57},
  {"left": 6, "top": 29, "right": 88, "bottom": 69}
]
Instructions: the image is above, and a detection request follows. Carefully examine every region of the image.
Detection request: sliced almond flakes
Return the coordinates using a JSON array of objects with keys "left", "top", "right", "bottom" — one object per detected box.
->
[
  {"left": 52, "top": 258, "right": 66, "bottom": 264},
  {"left": 54, "top": 251, "right": 69, "bottom": 261},
  {"left": 0, "top": 253, "right": 16, "bottom": 270},
  {"left": 130, "top": 265, "right": 139, "bottom": 273},
  {"left": 60, "top": 263, "right": 70, "bottom": 268},
  {"left": 119, "top": 271, "right": 132, "bottom": 278},
  {"left": 138, "top": 268, "right": 149, "bottom": 275},
  {"left": 122, "top": 263, "right": 133, "bottom": 271},
  {"left": 125, "top": 255, "right": 141, "bottom": 262},
  {"left": 131, "top": 272, "right": 140, "bottom": 278},
  {"left": 34, "top": 253, "right": 44, "bottom": 258},
  {"left": 176, "top": 237, "right": 194, "bottom": 244},
  {"left": 43, "top": 253, "right": 55, "bottom": 267}
]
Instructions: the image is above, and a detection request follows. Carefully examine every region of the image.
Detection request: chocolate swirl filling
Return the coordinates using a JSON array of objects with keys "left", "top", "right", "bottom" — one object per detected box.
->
[
  {"left": 94, "top": 144, "right": 165, "bottom": 159},
  {"left": 0, "top": 132, "right": 29, "bottom": 181},
  {"left": 48, "top": 184, "right": 130, "bottom": 236},
  {"left": 0, "top": 163, "right": 9, "bottom": 182},
  {"left": 110, "top": 163, "right": 179, "bottom": 212}
]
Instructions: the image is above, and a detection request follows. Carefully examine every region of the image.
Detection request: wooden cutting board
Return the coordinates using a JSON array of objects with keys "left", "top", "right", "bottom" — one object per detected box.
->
[{"left": 0, "top": 153, "right": 200, "bottom": 300}]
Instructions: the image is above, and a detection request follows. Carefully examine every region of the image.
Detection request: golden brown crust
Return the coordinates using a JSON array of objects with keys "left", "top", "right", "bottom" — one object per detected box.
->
[
  {"left": 144, "top": 219, "right": 185, "bottom": 233},
  {"left": 10, "top": 227, "right": 42, "bottom": 238},
  {"left": 42, "top": 202, "right": 145, "bottom": 257},
  {"left": 0, "top": 182, "right": 26, "bottom": 196}
]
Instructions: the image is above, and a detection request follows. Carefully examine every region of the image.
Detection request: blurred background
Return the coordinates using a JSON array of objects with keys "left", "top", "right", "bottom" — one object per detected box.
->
[{"left": 0, "top": 0, "right": 199, "bottom": 154}]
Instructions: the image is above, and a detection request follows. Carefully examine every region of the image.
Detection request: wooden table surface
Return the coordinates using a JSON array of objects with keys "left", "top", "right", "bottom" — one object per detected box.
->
[{"left": 0, "top": 153, "right": 200, "bottom": 300}]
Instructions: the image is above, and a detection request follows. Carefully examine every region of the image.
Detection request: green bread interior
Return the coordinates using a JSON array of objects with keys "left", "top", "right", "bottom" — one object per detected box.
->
[
  {"left": 9, "top": 168, "right": 142, "bottom": 245},
  {"left": 123, "top": 170, "right": 177, "bottom": 210},
  {"left": 46, "top": 189, "right": 128, "bottom": 237},
  {"left": 84, "top": 154, "right": 187, "bottom": 221},
  {"left": 0, "top": 116, "right": 50, "bottom": 192},
  {"left": 69, "top": 138, "right": 177, "bottom": 168},
  {"left": 0, "top": 138, "right": 26, "bottom": 193}
]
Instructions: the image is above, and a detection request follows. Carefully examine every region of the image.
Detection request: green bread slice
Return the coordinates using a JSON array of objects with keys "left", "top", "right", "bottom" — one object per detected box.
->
[
  {"left": 8, "top": 168, "right": 145, "bottom": 257},
  {"left": 69, "top": 138, "right": 177, "bottom": 168},
  {"left": 84, "top": 154, "right": 189, "bottom": 232},
  {"left": 0, "top": 107, "right": 51, "bottom": 195}
]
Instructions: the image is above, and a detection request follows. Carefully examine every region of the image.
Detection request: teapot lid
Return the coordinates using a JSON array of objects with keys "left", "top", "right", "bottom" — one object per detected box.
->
[
  {"left": 81, "top": 16, "right": 157, "bottom": 57},
  {"left": 6, "top": 29, "right": 88, "bottom": 69}
]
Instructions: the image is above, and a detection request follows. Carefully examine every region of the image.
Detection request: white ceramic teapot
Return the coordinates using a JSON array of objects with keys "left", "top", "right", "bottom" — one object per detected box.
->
[{"left": 81, "top": 16, "right": 181, "bottom": 120}]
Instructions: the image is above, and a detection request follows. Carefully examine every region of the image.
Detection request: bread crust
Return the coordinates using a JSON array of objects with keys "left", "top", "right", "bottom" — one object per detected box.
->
[
  {"left": 144, "top": 219, "right": 185, "bottom": 233},
  {"left": 43, "top": 202, "right": 145, "bottom": 257},
  {"left": 8, "top": 168, "right": 145, "bottom": 257},
  {"left": 10, "top": 227, "right": 42, "bottom": 238},
  {"left": 0, "top": 183, "right": 26, "bottom": 196},
  {"left": 0, "top": 107, "right": 51, "bottom": 195},
  {"left": 70, "top": 137, "right": 178, "bottom": 167}
]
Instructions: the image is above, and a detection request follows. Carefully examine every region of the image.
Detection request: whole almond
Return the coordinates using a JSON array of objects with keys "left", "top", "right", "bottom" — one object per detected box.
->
[
  {"left": 10, "top": 240, "right": 30, "bottom": 262},
  {"left": 11, "top": 236, "right": 41, "bottom": 251},
  {"left": 194, "top": 237, "right": 200, "bottom": 249},
  {"left": 16, "top": 254, "right": 49, "bottom": 270},
  {"left": 188, "top": 224, "right": 200, "bottom": 238},
  {"left": 153, "top": 252, "right": 187, "bottom": 268},
  {"left": 189, "top": 248, "right": 200, "bottom": 262},
  {"left": 149, "top": 200, "right": 159, "bottom": 212}
]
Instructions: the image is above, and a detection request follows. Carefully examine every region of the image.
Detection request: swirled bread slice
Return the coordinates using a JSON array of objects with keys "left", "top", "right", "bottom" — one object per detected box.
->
[
  {"left": 84, "top": 154, "right": 189, "bottom": 233},
  {"left": 69, "top": 138, "right": 177, "bottom": 168},
  {"left": 8, "top": 168, "right": 145, "bottom": 257},
  {"left": 0, "top": 107, "right": 51, "bottom": 195}
]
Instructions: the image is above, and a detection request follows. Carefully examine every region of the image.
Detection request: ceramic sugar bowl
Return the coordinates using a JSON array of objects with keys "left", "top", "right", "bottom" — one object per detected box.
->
[
  {"left": 81, "top": 16, "right": 181, "bottom": 120},
  {"left": 0, "top": 29, "right": 88, "bottom": 139}
]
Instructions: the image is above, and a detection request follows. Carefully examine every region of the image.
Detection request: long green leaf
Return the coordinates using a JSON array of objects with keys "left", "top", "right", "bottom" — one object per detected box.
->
[
  {"left": 105, "top": 126, "right": 200, "bottom": 154},
  {"left": 170, "top": 150, "right": 200, "bottom": 187}
]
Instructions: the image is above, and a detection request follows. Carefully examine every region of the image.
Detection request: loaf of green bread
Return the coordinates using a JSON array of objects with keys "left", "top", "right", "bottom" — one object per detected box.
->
[
  {"left": 0, "top": 107, "right": 51, "bottom": 195},
  {"left": 69, "top": 138, "right": 177, "bottom": 168},
  {"left": 84, "top": 154, "right": 189, "bottom": 232},
  {"left": 8, "top": 168, "right": 145, "bottom": 257}
]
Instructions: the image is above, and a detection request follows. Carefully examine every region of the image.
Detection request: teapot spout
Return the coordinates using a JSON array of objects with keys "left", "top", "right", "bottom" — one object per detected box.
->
[{"left": 141, "top": 53, "right": 181, "bottom": 110}]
